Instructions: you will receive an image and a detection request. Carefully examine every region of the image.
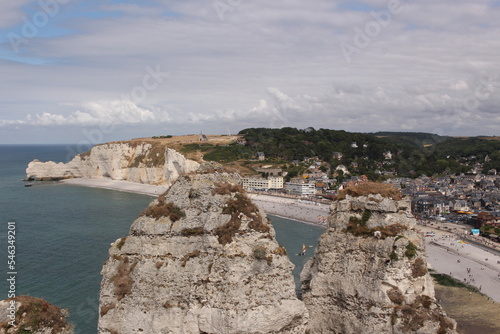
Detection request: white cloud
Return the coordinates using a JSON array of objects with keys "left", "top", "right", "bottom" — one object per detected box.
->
[
  {"left": 1, "top": 0, "right": 500, "bottom": 143},
  {"left": 0, "top": 100, "right": 171, "bottom": 127},
  {"left": 0, "top": 1, "right": 33, "bottom": 29},
  {"left": 451, "top": 80, "right": 468, "bottom": 91}
]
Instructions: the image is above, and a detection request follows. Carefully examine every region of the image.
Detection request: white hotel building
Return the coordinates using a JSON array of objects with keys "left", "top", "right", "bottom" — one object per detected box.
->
[
  {"left": 242, "top": 176, "right": 284, "bottom": 191},
  {"left": 285, "top": 182, "right": 316, "bottom": 197}
]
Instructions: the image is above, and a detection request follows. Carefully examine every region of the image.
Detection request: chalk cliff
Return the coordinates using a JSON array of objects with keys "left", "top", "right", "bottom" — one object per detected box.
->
[
  {"left": 0, "top": 296, "right": 73, "bottom": 334},
  {"left": 301, "top": 183, "right": 457, "bottom": 334},
  {"left": 25, "top": 142, "right": 199, "bottom": 186},
  {"left": 98, "top": 171, "right": 308, "bottom": 333}
]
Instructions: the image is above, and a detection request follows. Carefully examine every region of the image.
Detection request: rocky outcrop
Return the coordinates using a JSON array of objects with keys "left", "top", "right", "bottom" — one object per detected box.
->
[
  {"left": 25, "top": 142, "right": 199, "bottom": 186},
  {"left": 98, "top": 171, "right": 308, "bottom": 333},
  {"left": 0, "top": 296, "right": 73, "bottom": 334},
  {"left": 301, "top": 185, "right": 457, "bottom": 334}
]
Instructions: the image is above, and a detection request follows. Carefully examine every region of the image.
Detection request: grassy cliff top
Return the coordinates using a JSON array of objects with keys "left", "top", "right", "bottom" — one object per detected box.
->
[{"left": 337, "top": 182, "right": 403, "bottom": 201}]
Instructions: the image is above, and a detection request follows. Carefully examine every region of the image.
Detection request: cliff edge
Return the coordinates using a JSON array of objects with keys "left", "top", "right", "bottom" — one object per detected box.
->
[
  {"left": 98, "top": 169, "right": 308, "bottom": 333},
  {"left": 0, "top": 296, "right": 73, "bottom": 334},
  {"left": 301, "top": 182, "right": 457, "bottom": 334},
  {"left": 25, "top": 142, "right": 199, "bottom": 186}
]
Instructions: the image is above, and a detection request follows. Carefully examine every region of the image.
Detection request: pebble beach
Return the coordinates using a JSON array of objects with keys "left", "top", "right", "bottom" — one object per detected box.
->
[
  {"left": 61, "top": 178, "right": 168, "bottom": 196},
  {"left": 248, "top": 193, "right": 330, "bottom": 225}
]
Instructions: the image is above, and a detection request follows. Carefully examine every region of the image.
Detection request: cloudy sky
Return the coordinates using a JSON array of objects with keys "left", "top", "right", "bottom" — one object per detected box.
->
[{"left": 0, "top": 0, "right": 499, "bottom": 144}]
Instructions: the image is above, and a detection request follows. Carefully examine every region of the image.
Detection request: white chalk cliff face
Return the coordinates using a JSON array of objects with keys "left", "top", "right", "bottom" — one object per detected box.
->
[
  {"left": 98, "top": 172, "right": 308, "bottom": 334},
  {"left": 301, "top": 193, "right": 457, "bottom": 334},
  {"left": 25, "top": 142, "right": 199, "bottom": 186}
]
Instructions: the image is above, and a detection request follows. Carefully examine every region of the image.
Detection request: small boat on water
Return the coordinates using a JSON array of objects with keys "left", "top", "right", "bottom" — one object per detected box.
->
[
  {"left": 297, "top": 244, "right": 307, "bottom": 256},
  {"left": 24, "top": 184, "right": 33, "bottom": 187}
]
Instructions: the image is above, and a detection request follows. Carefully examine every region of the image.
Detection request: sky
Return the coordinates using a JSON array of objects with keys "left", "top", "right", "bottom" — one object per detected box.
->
[{"left": 0, "top": 0, "right": 499, "bottom": 144}]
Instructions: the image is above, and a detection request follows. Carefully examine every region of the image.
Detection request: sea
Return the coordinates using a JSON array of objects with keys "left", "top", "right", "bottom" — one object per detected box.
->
[{"left": 0, "top": 145, "right": 325, "bottom": 333}]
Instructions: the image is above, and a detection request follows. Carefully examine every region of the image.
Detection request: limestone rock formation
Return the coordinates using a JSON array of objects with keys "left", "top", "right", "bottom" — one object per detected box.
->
[
  {"left": 98, "top": 172, "right": 308, "bottom": 333},
  {"left": 0, "top": 296, "right": 73, "bottom": 334},
  {"left": 25, "top": 142, "right": 199, "bottom": 186},
  {"left": 301, "top": 184, "right": 457, "bottom": 334}
]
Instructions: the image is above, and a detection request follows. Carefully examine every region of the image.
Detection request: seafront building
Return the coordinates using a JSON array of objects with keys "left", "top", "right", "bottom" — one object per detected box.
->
[
  {"left": 242, "top": 176, "right": 284, "bottom": 191},
  {"left": 285, "top": 181, "right": 316, "bottom": 196}
]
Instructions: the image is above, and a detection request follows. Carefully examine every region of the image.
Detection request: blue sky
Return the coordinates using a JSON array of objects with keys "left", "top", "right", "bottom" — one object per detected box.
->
[{"left": 0, "top": 0, "right": 499, "bottom": 144}]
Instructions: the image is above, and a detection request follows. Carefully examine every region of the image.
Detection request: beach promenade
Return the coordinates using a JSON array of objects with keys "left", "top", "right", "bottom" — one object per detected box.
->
[{"left": 418, "top": 225, "right": 500, "bottom": 303}]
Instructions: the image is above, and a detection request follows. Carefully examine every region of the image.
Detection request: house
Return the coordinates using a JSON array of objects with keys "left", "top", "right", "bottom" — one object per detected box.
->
[
  {"left": 332, "top": 152, "right": 343, "bottom": 160},
  {"left": 285, "top": 181, "right": 316, "bottom": 196},
  {"left": 242, "top": 176, "right": 269, "bottom": 191},
  {"left": 256, "top": 152, "right": 265, "bottom": 161},
  {"left": 412, "top": 198, "right": 434, "bottom": 215},
  {"left": 242, "top": 176, "right": 284, "bottom": 191},
  {"left": 450, "top": 199, "right": 470, "bottom": 212},
  {"left": 335, "top": 164, "right": 350, "bottom": 175},
  {"left": 199, "top": 133, "right": 208, "bottom": 142},
  {"left": 236, "top": 138, "right": 247, "bottom": 145},
  {"left": 315, "top": 182, "right": 327, "bottom": 191}
]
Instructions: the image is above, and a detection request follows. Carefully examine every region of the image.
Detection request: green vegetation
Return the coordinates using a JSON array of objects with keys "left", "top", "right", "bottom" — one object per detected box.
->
[
  {"left": 345, "top": 221, "right": 407, "bottom": 239},
  {"left": 152, "top": 135, "right": 173, "bottom": 139},
  {"left": 405, "top": 242, "right": 418, "bottom": 259},
  {"left": 348, "top": 209, "right": 372, "bottom": 227},
  {"left": 481, "top": 225, "right": 500, "bottom": 236},
  {"left": 431, "top": 273, "right": 482, "bottom": 294},
  {"left": 136, "top": 128, "right": 499, "bottom": 179},
  {"left": 372, "top": 131, "right": 450, "bottom": 147},
  {"left": 181, "top": 143, "right": 215, "bottom": 153},
  {"left": 390, "top": 247, "right": 399, "bottom": 261},
  {"left": 233, "top": 128, "right": 500, "bottom": 178},
  {"left": 127, "top": 129, "right": 500, "bottom": 179},
  {"left": 203, "top": 144, "right": 255, "bottom": 162}
]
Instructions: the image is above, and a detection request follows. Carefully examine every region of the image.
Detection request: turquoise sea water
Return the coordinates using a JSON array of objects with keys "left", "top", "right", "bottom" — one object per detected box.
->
[{"left": 0, "top": 145, "right": 324, "bottom": 333}]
